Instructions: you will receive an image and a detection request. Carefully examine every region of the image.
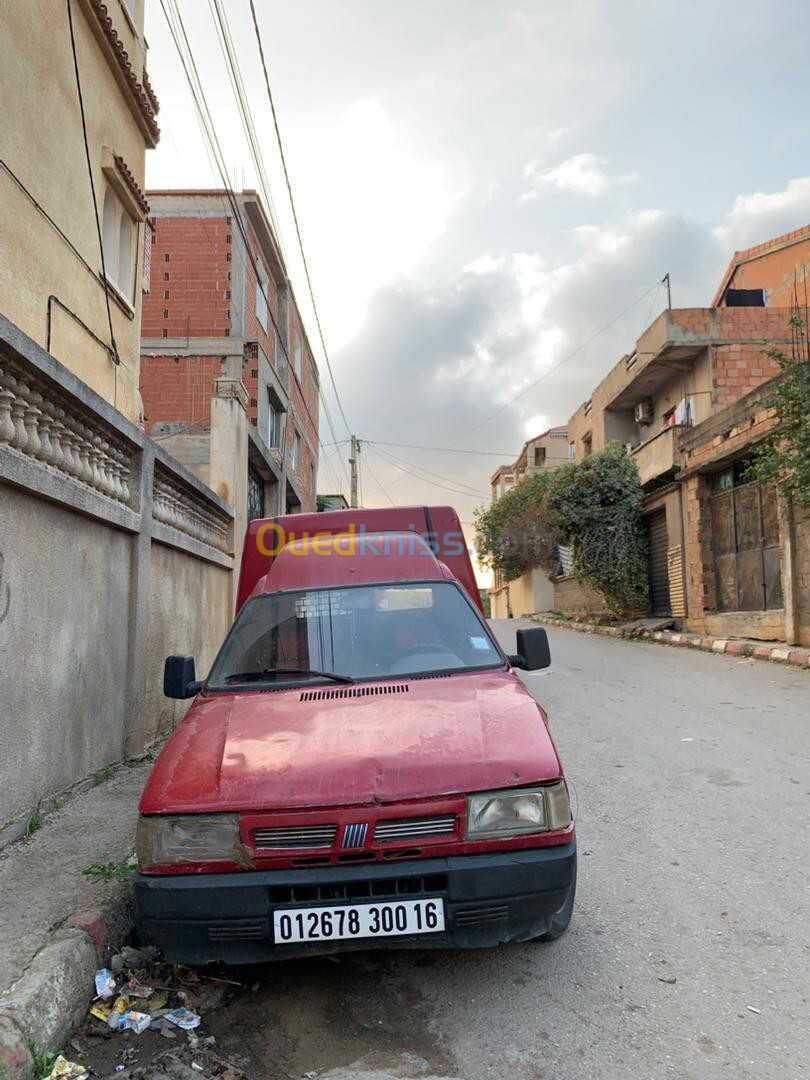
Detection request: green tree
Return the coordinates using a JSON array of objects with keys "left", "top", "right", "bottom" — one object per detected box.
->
[
  {"left": 750, "top": 330, "right": 810, "bottom": 508},
  {"left": 546, "top": 442, "right": 648, "bottom": 616},
  {"left": 474, "top": 472, "right": 561, "bottom": 582}
]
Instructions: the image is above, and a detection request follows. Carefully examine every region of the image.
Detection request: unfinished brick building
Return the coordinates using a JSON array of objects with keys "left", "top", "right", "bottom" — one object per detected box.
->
[
  {"left": 564, "top": 224, "right": 810, "bottom": 644},
  {"left": 140, "top": 190, "right": 319, "bottom": 517}
]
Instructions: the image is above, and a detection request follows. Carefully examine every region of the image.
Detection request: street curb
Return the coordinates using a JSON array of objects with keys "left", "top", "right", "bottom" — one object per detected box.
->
[
  {"left": 0, "top": 880, "right": 134, "bottom": 1079},
  {"left": 531, "top": 616, "right": 810, "bottom": 670}
]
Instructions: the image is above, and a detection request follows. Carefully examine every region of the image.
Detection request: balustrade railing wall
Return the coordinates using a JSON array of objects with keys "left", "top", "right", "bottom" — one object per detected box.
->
[{"left": 0, "top": 314, "right": 235, "bottom": 845}]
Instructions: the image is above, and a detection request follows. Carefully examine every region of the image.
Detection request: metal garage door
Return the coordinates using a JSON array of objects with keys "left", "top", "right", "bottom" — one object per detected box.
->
[{"left": 646, "top": 509, "right": 671, "bottom": 616}]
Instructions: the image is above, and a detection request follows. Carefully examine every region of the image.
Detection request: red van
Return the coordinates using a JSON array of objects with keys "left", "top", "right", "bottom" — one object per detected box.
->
[{"left": 135, "top": 507, "right": 576, "bottom": 963}]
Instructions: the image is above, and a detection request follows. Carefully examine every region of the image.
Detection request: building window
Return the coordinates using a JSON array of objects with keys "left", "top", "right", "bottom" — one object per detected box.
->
[
  {"left": 568, "top": 442, "right": 575, "bottom": 461},
  {"left": 582, "top": 433, "right": 593, "bottom": 457},
  {"left": 247, "top": 464, "right": 265, "bottom": 522},
  {"left": 294, "top": 336, "right": 302, "bottom": 380},
  {"left": 267, "top": 398, "right": 283, "bottom": 449},
  {"left": 101, "top": 183, "right": 136, "bottom": 301},
  {"left": 291, "top": 431, "right": 301, "bottom": 472},
  {"left": 256, "top": 279, "right": 268, "bottom": 331},
  {"left": 534, "top": 446, "right": 546, "bottom": 467}
]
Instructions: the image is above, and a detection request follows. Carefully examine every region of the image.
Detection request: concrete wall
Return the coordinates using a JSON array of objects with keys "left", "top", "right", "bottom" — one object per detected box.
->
[
  {"left": 1, "top": 0, "right": 158, "bottom": 422},
  {"left": 143, "top": 543, "right": 231, "bottom": 745},
  {"left": 0, "top": 490, "right": 133, "bottom": 828},
  {"left": 553, "top": 575, "right": 610, "bottom": 618},
  {"left": 490, "top": 568, "right": 554, "bottom": 618},
  {"left": 0, "top": 315, "right": 235, "bottom": 843}
]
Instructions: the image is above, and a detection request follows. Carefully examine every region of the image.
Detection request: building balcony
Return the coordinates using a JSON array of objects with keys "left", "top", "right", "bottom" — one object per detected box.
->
[{"left": 631, "top": 424, "right": 689, "bottom": 487}]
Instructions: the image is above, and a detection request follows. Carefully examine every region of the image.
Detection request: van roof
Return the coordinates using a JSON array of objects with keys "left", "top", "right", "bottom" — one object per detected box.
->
[{"left": 255, "top": 531, "right": 456, "bottom": 596}]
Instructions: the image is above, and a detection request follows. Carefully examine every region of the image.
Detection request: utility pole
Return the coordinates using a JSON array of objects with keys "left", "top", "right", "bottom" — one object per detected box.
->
[
  {"left": 349, "top": 435, "right": 360, "bottom": 508},
  {"left": 662, "top": 272, "right": 672, "bottom": 310}
]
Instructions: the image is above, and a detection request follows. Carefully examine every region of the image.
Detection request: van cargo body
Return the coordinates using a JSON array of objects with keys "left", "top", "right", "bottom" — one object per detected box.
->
[
  {"left": 236, "top": 505, "right": 483, "bottom": 613},
  {"left": 135, "top": 512, "right": 576, "bottom": 964}
]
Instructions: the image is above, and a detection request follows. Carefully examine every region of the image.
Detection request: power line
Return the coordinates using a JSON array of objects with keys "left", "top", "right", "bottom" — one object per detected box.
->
[
  {"left": 369, "top": 445, "right": 489, "bottom": 501},
  {"left": 204, "top": 0, "right": 351, "bottom": 492},
  {"left": 65, "top": 0, "right": 119, "bottom": 376},
  {"left": 208, "top": 0, "right": 287, "bottom": 261},
  {"left": 159, "top": 0, "right": 350, "bottom": 494},
  {"left": 373, "top": 445, "right": 492, "bottom": 498},
  {"left": 366, "top": 440, "right": 518, "bottom": 457},
  {"left": 361, "top": 452, "right": 396, "bottom": 506},
  {"left": 467, "top": 280, "right": 662, "bottom": 433},
  {"left": 248, "top": 0, "right": 352, "bottom": 437}
]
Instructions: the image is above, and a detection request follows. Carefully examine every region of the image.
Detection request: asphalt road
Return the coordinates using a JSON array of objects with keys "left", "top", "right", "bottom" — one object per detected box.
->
[{"left": 90, "top": 622, "right": 810, "bottom": 1080}]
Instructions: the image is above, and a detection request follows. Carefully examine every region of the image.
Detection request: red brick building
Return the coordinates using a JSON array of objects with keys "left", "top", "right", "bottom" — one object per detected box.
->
[
  {"left": 564, "top": 225, "right": 810, "bottom": 644},
  {"left": 140, "top": 190, "right": 319, "bottom": 516}
]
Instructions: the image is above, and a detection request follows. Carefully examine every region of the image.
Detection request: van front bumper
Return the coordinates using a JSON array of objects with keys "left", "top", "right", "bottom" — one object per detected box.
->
[{"left": 134, "top": 841, "right": 576, "bottom": 964}]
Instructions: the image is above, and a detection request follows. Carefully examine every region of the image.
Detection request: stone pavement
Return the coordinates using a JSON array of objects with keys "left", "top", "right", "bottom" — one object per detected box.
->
[
  {"left": 532, "top": 614, "right": 810, "bottom": 668},
  {"left": 0, "top": 760, "right": 150, "bottom": 1075}
]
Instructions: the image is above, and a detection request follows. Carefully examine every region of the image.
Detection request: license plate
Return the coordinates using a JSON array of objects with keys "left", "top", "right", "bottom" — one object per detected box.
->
[{"left": 273, "top": 898, "right": 445, "bottom": 944}]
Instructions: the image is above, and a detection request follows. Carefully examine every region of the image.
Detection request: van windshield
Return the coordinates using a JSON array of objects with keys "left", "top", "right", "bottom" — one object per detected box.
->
[{"left": 206, "top": 582, "right": 503, "bottom": 687}]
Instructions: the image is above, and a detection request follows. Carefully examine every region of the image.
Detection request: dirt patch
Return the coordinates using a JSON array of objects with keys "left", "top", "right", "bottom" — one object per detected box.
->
[{"left": 76, "top": 949, "right": 456, "bottom": 1079}]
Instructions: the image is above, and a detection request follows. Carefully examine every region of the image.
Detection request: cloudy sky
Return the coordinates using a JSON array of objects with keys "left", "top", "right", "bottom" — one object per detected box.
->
[{"left": 146, "top": 0, "right": 810, "bottom": 558}]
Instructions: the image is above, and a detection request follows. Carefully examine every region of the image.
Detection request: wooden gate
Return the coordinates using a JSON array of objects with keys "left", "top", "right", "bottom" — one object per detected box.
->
[{"left": 709, "top": 470, "right": 782, "bottom": 612}]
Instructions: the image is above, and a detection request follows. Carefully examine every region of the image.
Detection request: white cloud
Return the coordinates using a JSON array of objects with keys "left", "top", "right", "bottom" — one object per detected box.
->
[
  {"left": 268, "top": 98, "right": 468, "bottom": 350},
  {"left": 521, "top": 152, "right": 639, "bottom": 200},
  {"left": 713, "top": 177, "right": 810, "bottom": 251},
  {"left": 547, "top": 125, "right": 577, "bottom": 145},
  {"left": 523, "top": 414, "right": 550, "bottom": 438},
  {"left": 462, "top": 254, "right": 504, "bottom": 275}
]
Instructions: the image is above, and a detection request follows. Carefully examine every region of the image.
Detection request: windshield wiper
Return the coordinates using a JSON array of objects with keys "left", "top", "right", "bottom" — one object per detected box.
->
[{"left": 224, "top": 667, "right": 356, "bottom": 685}]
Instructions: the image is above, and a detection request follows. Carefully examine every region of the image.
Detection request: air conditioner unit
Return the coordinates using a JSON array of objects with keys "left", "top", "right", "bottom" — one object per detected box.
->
[{"left": 634, "top": 399, "right": 654, "bottom": 424}]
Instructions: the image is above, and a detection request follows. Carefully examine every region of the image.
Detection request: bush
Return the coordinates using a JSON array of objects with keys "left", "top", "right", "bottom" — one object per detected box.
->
[
  {"left": 475, "top": 472, "right": 561, "bottom": 582},
  {"left": 750, "top": 331, "right": 810, "bottom": 508},
  {"left": 546, "top": 443, "right": 648, "bottom": 616}
]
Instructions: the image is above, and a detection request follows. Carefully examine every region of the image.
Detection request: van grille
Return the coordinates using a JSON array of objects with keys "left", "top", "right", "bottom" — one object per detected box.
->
[
  {"left": 299, "top": 684, "right": 409, "bottom": 702},
  {"left": 253, "top": 825, "right": 337, "bottom": 850},
  {"left": 207, "top": 920, "right": 266, "bottom": 941},
  {"left": 374, "top": 814, "right": 456, "bottom": 843},
  {"left": 269, "top": 873, "right": 448, "bottom": 905},
  {"left": 454, "top": 904, "right": 509, "bottom": 927}
]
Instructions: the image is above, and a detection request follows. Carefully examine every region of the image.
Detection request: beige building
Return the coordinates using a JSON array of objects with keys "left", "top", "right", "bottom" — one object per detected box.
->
[
  {"left": 513, "top": 425, "right": 570, "bottom": 481},
  {"left": 490, "top": 464, "right": 515, "bottom": 503},
  {"left": 489, "top": 426, "right": 568, "bottom": 618},
  {"left": 1, "top": 0, "right": 159, "bottom": 423}
]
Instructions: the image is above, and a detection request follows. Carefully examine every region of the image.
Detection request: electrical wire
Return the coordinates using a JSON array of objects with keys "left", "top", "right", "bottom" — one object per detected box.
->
[
  {"left": 208, "top": 0, "right": 287, "bottom": 263},
  {"left": 467, "top": 280, "right": 663, "bottom": 433},
  {"left": 205, "top": 0, "right": 352, "bottom": 491},
  {"left": 373, "top": 445, "right": 492, "bottom": 499},
  {"left": 361, "top": 452, "right": 396, "bottom": 506},
  {"left": 368, "top": 445, "right": 489, "bottom": 501},
  {"left": 159, "top": 0, "right": 350, "bottom": 494},
  {"left": 65, "top": 0, "right": 119, "bottom": 372},
  {"left": 366, "top": 440, "right": 518, "bottom": 457},
  {"left": 248, "top": 0, "right": 352, "bottom": 438}
]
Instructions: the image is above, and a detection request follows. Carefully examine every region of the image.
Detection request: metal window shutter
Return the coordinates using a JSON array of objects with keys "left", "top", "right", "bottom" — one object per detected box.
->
[{"left": 646, "top": 509, "right": 671, "bottom": 616}]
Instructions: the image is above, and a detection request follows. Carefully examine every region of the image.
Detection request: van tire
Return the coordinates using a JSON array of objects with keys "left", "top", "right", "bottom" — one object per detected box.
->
[{"left": 535, "top": 867, "right": 576, "bottom": 942}]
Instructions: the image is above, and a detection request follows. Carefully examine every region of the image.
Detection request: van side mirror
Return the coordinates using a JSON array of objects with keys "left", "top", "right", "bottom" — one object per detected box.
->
[
  {"left": 163, "top": 655, "right": 203, "bottom": 699},
  {"left": 509, "top": 627, "right": 551, "bottom": 671}
]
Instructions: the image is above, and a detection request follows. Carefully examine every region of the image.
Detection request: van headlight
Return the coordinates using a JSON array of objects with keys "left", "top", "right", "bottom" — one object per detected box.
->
[
  {"left": 136, "top": 814, "right": 242, "bottom": 867},
  {"left": 466, "top": 782, "right": 571, "bottom": 838}
]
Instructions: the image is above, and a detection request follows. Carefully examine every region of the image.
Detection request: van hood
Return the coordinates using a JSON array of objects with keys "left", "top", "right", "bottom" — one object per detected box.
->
[{"left": 139, "top": 671, "right": 562, "bottom": 813}]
